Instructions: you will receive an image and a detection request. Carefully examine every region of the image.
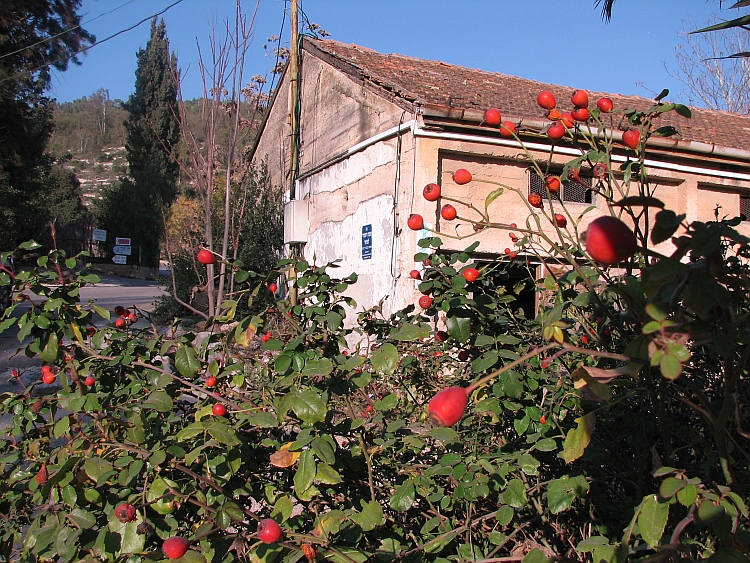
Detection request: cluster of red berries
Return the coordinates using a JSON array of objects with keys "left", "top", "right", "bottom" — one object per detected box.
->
[{"left": 113, "top": 305, "right": 137, "bottom": 329}]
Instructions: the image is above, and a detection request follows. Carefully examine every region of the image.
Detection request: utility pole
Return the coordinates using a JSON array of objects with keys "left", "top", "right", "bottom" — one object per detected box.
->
[{"left": 288, "top": 0, "right": 300, "bottom": 200}]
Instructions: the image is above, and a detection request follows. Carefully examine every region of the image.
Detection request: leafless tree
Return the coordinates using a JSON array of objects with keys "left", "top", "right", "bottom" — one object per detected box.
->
[{"left": 667, "top": 17, "right": 750, "bottom": 113}]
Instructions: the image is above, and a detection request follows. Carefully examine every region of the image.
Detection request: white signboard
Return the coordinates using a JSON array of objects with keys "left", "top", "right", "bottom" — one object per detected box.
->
[
  {"left": 115, "top": 237, "right": 131, "bottom": 246},
  {"left": 113, "top": 245, "right": 132, "bottom": 256},
  {"left": 92, "top": 228, "right": 107, "bottom": 242},
  {"left": 112, "top": 255, "right": 127, "bottom": 265}
]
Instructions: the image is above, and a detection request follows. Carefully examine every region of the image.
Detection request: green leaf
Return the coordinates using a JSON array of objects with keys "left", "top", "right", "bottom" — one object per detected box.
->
[
  {"left": 68, "top": 508, "right": 96, "bottom": 529},
  {"left": 142, "top": 390, "right": 173, "bottom": 412},
  {"left": 496, "top": 504, "right": 514, "bottom": 526},
  {"left": 207, "top": 420, "right": 241, "bottom": 446},
  {"left": 294, "top": 450, "right": 316, "bottom": 493},
  {"left": 503, "top": 478, "right": 527, "bottom": 508},
  {"left": 517, "top": 453, "right": 540, "bottom": 476},
  {"left": 659, "top": 353, "right": 683, "bottom": 380},
  {"left": 92, "top": 305, "right": 111, "bottom": 321},
  {"left": 472, "top": 351, "right": 498, "bottom": 373},
  {"left": 374, "top": 393, "right": 398, "bottom": 411},
  {"left": 706, "top": 549, "right": 750, "bottom": 563},
  {"left": 84, "top": 457, "right": 113, "bottom": 482},
  {"left": 301, "top": 358, "right": 334, "bottom": 377},
  {"left": 697, "top": 500, "right": 725, "bottom": 524},
  {"left": 523, "top": 548, "right": 553, "bottom": 563},
  {"left": 290, "top": 389, "right": 327, "bottom": 423},
  {"left": 677, "top": 483, "right": 697, "bottom": 506},
  {"left": 390, "top": 322, "right": 430, "bottom": 341},
  {"left": 659, "top": 477, "right": 685, "bottom": 499},
  {"left": 485, "top": 187, "right": 504, "bottom": 212},
  {"left": 371, "top": 343, "right": 398, "bottom": 374},
  {"left": 692, "top": 14, "right": 750, "bottom": 33},
  {"left": 651, "top": 210, "right": 685, "bottom": 245},
  {"left": 546, "top": 475, "right": 590, "bottom": 514},
  {"left": 562, "top": 413, "right": 596, "bottom": 463},
  {"left": 246, "top": 411, "right": 279, "bottom": 428},
  {"left": 175, "top": 345, "right": 200, "bottom": 378},
  {"left": 39, "top": 331, "right": 59, "bottom": 363},
  {"left": 445, "top": 314, "right": 471, "bottom": 344},
  {"left": 638, "top": 495, "right": 669, "bottom": 548},
  {"left": 353, "top": 501, "right": 384, "bottom": 532},
  {"left": 311, "top": 436, "right": 336, "bottom": 464},
  {"left": 390, "top": 480, "right": 415, "bottom": 512},
  {"left": 613, "top": 196, "right": 664, "bottom": 208},
  {"left": 316, "top": 462, "right": 343, "bottom": 484}
]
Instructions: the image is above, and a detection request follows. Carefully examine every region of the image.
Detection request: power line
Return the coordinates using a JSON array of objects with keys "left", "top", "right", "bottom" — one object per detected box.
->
[
  {"left": 1, "top": 0, "right": 185, "bottom": 86},
  {"left": 0, "top": 0, "right": 137, "bottom": 63}
]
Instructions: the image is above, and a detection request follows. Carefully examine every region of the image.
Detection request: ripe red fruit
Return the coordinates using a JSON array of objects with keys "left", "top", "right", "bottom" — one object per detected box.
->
[
  {"left": 206, "top": 375, "right": 217, "bottom": 387},
  {"left": 407, "top": 214, "right": 424, "bottom": 231},
  {"left": 87, "top": 326, "right": 97, "bottom": 337},
  {"left": 423, "top": 183, "right": 441, "bottom": 201},
  {"left": 127, "top": 313, "right": 137, "bottom": 323},
  {"left": 441, "top": 204, "right": 457, "bottom": 221},
  {"left": 261, "top": 332, "right": 272, "bottom": 342},
  {"left": 537, "top": 91, "right": 556, "bottom": 110},
  {"left": 453, "top": 169, "right": 472, "bottom": 185},
  {"left": 85, "top": 375, "right": 96, "bottom": 386},
  {"left": 484, "top": 107, "right": 502, "bottom": 126},
  {"left": 567, "top": 167, "right": 581, "bottom": 183},
  {"left": 547, "top": 122, "right": 566, "bottom": 140},
  {"left": 41, "top": 365, "right": 52, "bottom": 373},
  {"left": 10, "top": 369, "right": 19, "bottom": 378},
  {"left": 560, "top": 112, "right": 575, "bottom": 128},
  {"left": 505, "top": 247, "right": 511, "bottom": 254},
  {"left": 528, "top": 193, "right": 543, "bottom": 208},
  {"left": 581, "top": 335, "right": 589, "bottom": 345},
  {"left": 428, "top": 386, "right": 469, "bottom": 427},
  {"left": 457, "top": 350, "right": 470, "bottom": 361},
  {"left": 212, "top": 404, "right": 227, "bottom": 417},
  {"left": 463, "top": 267, "right": 480, "bottom": 282},
  {"left": 622, "top": 129, "right": 640, "bottom": 150},
  {"left": 258, "top": 518, "right": 282, "bottom": 543},
  {"left": 115, "top": 318, "right": 126, "bottom": 329},
  {"left": 571, "top": 107, "right": 590, "bottom": 122},
  {"left": 419, "top": 295, "right": 433, "bottom": 309},
  {"left": 409, "top": 270, "right": 421, "bottom": 280},
  {"left": 432, "top": 351, "right": 443, "bottom": 358},
  {"left": 435, "top": 330, "right": 449, "bottom": 342},
  {"left": 554, "top": 214, "right": 567, "bottom": 228},
  {"left": 584, "top": 216, "right": 638, "bottom": 265},
  {"left": 499, "top": 121, "right": 516, "bottom": 138},
  {"left": 541, "top": 359, "right": 550, "bottom": 369},
  {"left": 539, "top": 415, "right": 547, "bottom": 425},
  {"left": 597, "top": 97, "right": 614, "bottom": 113},
  {"left": 115, "top": 503, "right": 137, "bottom": 523},
  {"left": 508, "top": 251, "right": 517, "bottom": 259},
  {"left": 269, "top": 283, "right": 278, "bottom": 294},
  {"left": 546, "top": 176, "right": 561, "bottom": 193},
  {"left": 571, "top": 89, "right": 589, "bottom": 108},
  {"left": 197, "top": 248, "right": 216, "bottom": 265},
  {"left": 509, "top": 223, "right": 517, "bottom": 228},
  {"left": 162, "top": 537, "right": 190, "bottom": 560},
  {"left": 42, "top": 372, "right": 55, "bottom": 385},
  {"left": 113, "top": 306, "right": 126, "bottom": 317}
]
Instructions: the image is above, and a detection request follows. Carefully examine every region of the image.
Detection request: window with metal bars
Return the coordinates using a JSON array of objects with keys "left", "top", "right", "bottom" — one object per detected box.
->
[
  {"left": 529, "top": 170, "right": 593, "bottom": 204},
  {"left": 741, "top": 195, "right": 750, "bottom": 220}
]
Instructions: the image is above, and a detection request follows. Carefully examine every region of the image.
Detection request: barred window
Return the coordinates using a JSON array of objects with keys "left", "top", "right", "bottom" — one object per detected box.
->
[
  {"left": 529, "top": 171, "right": 593, "bottom": 204},
  {"left": 741, "top": 194, "right": 750, "bottom": 221}
]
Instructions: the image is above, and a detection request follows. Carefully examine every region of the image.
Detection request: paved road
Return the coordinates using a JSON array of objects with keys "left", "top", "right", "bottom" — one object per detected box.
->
[{"left": 0, "top": 275, "right": 167, "bottom": 389}]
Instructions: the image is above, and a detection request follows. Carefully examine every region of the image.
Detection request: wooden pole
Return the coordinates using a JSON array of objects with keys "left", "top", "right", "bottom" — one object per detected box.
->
[{"left": 288, "top": 0, "right": 299, "bottom": 200}]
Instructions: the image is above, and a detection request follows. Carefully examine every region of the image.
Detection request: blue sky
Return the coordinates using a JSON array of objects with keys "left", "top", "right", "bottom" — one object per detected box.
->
[{"left": 50, "top": 0, "right": 738, "bottom": 106}]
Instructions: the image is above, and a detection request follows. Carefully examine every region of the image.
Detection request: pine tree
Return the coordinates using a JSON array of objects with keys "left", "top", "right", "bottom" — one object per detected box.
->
[{"left": 106, "top": 18, "right": 179, "bottom": 268}]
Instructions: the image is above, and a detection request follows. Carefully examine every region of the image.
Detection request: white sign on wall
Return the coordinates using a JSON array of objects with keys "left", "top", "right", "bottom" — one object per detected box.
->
[
  {"left": 113, "top": 245, "right": 132, "bottom": 256},
  {"left": 92, "top": 229, "right": 107, "bottom": 242},
  {"left": 112, "top": 255, "right": 127, "bottom": 265},
  {"left": 115, "top": 237, "right": 131, "bottom": 246}
]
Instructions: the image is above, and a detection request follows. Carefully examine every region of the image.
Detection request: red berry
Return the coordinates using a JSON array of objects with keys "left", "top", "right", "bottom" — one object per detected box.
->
[
  {"left": 541, "top": 359, "right": 550, "bottom": 369},
  {"left": 10, "top": 369, "right": 19, "bottom": 378},
  {"left": 258, "top": 518, "right": 282, "bottom": 543},
  {"left": 537, "top": 91, "right": 556, "bottom": 110},
  {"left": 547, "top": 122, "right": 566, "bottom": 140},
  {"left": 85, "top": 375, "right": 96, "bottom": 386},
  {"left": 505, "top": 248, "right": 511, "bottom": 254},
  {"left": 597, "top": 97, "right": 614, "bottom": 113},
  {"left": 409, "top": 270, "right": 421, "bottom": 280},
  {"left": 197, "top": 249, "right": 216, "bottom": 265},
  {"left": 269, "top": 283, "right": 278, "bottom": 294},
  {"left": 127, "top": 313, "right": 137, "bottom": 323},
  {"left": 441, "top": 204, "right": 457, "bottom": 221},
  {"left": 571, "top": 89, "right": 589, "bottom": 108},
  {"left": 87, "top": 326, "right": 97, "bottom": 337},
  {"left": 499, "top": 121, "right": 516, "bottom": 138},
  {"left": 539, "top": 415, "right": 547, "bottom": 425},
  {"left": 428, "top": 386, "right": 469, "bottom": 427},
  {"left": 115, "top": 503, "right": 137, "bottom": 523},
  {"left": 113, "top": 306, "right": 126, "bottom": 316},
  {"left": 581, "top": 335, "right": 589, "bottom": 345},
  {"left": 419, "top": 295, "right": 433, "bottom": 309},
  {"left": 546, "top": 176, "right": 561, "bottom": 193},
  {"left": 554, "top": 214, "right": 567, "bottom": 228},
  {"left": 528, "top": 193, "right": 543, "bottom": 208},
  {"left": 567, "top": 167, "right": 581, "bottom": 183},
  {"left": 162, "top": 537, "right": 190, "bottom": 560},
  {"left": 509, "top": 252, "right": 517, "bottom": 259},
  {"left": 423, "top": 183, "right": 441, "bottom": 201},
  {"left": 435, "top": 330, "right": 449, "bottom": 342},
  {"left": 583, "top": 216, "right": 637, "bottom": 265},
  {"left": 622, "top": 129, "right": 640, "bottom": 150},
  {"left": 212, "top": 404, "right": 227, "bottom": 417},
  {"left": 42, "top": 372, "right": 55, "bottom": 385},
  {"left": 453, "top": 169, "right": 472, "bottom": 185},
  {"left": 463, "top": 267, "right": 480, "bottom": 282},
  {"left": 407, "top": 214, "right": 424, "bottom": 231},
  {"left": 560, "top": 112, "right": 575, "bottom": 128},
  {"left": 432, "top": 351, "right": 443, "bottom": 357},
  {"left": 261, "top": 332, "right": 272, "bottom": 342},
  {"left": 457, "top": 350, "right": 470, "bottom": 361},
  {"left": 115, "top": 318, "right": 126, "bottom": 329},
  {"left": 206, "top": 375, "right": 217, "bottom": 387},
  {"left": 484, "top": 107, "right": 502, "bottom": 126},
  {"left": 571, "top": 107, "right": 590, "bottom": 122}
]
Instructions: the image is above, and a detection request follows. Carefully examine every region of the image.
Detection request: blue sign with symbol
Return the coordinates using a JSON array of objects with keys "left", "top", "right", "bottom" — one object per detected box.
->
[{"left": 362, "top": 224, "right": 372, "bottom": 260}]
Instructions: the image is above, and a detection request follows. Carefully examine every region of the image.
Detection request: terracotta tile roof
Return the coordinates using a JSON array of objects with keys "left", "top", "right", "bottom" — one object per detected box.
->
[{"left": 307, "top": 38, "right": 750, "bottom": 156}]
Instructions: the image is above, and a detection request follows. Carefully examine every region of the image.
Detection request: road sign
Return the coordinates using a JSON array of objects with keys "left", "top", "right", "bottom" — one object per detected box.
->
[
  {"left": 92, "top": 228, "right": 107, "bottom": 242},
  {"left": 115, "top": 237, "right": 131, "bottom": 246},
  {"left": 362, "top": 224, "right": 372, "bottom": 260},
  {"left": 112, "top": 255, "right": 127, "bottom": 265},
  {"left": 113, "top": 245, "right": 132, "bottom": 256}
]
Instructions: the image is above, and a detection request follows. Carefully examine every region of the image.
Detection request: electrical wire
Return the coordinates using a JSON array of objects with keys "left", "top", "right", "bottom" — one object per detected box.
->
[
  {"left": 1, "top": 0, "right": 185, "bottom": 85},
  {"left": 0, "top": 0, "right": 137, "bottom": 63}
]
